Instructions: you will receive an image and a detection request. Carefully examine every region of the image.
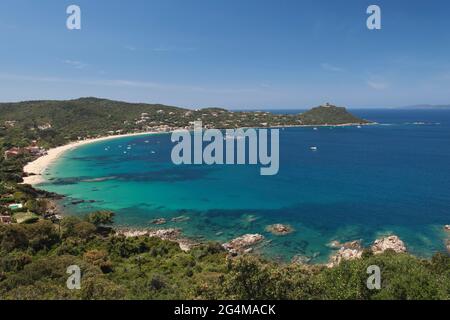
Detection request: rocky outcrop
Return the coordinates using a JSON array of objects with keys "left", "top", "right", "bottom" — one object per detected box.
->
[
  {"left": 444, "top": 225, "right": 450, "bottom": 231},
  {"left": 118, "top": 228, "right": 181, "bottom": 239},
  {"left": 371, "top": 235, "right": 407, "bottom": 254},
  {"left": 223, "top": 234, "right": 264, "bottom": 255},
  {"left": 327, "top": 235, "right": 407, "bottom": 267},
  {"left": 327, "top": 241, "right": 363, "bottom": 268},
  {"left": 265, "top": 224, "right": 294, "bottom": 236},
  {"left": 116, "top": 228, "right": 196, "bottom": 252}
]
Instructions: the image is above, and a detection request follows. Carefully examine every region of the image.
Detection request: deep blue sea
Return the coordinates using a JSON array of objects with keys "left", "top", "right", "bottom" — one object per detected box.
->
[{"left": 38, "top": 109, "right": 450, "bottom": 263}]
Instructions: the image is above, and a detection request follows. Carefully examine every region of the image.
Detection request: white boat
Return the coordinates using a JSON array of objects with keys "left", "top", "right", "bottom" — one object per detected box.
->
[
  {"left": 310, "top": 146, "right": 318, "bottom": 151},
  {"left": 313, "top": 127, "right": 318, "bottom": 130}
]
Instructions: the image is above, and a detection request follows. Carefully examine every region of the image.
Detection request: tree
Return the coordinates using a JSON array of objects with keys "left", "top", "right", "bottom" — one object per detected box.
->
[
  {"left": 0, "top": 225, "right": 28, "bottom": 252},
  {"left": 61, "top": 216, "right": 96, "bottom": 238},
  {"left": 86, "top": 210, "right": 115, "bottom": 227},
  {"left": 22, "top": 220, "right": 60, "bottom": 252}
]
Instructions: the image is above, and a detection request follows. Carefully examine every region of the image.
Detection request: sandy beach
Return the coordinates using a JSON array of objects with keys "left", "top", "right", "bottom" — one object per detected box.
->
[{"left": 22, "top": 131, "right": 160, "bottom": 185}]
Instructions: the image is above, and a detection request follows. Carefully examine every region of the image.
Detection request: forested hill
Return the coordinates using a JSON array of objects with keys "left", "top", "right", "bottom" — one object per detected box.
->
[{"left": 0, "top": 98, "right": 370, "bottom": 147}]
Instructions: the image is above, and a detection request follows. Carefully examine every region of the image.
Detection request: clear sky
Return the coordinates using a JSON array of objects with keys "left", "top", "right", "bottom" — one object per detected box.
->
[{"left": 1, "top": 0, "right": 450, "bottom": 109}]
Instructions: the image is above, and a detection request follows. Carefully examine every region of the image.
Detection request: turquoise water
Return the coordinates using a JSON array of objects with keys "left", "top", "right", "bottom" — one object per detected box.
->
[{"left": 38, "top": 110, "right": 450, "bottom": 263}]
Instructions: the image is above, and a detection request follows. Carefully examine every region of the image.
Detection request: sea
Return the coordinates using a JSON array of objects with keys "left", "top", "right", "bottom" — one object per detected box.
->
[{"left": 37, "top": 109, "right": 450, "bottom": 263}]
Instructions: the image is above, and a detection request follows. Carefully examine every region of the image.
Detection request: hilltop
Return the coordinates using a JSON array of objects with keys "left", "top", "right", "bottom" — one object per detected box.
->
[{"left": 299, "top": 103, "right": 368, "bottom": 125}]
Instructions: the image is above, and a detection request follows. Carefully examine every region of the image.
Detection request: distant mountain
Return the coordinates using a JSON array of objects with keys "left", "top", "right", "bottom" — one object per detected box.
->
[{"left": 401, "top": 104, "right": 450, "bottom": 109}]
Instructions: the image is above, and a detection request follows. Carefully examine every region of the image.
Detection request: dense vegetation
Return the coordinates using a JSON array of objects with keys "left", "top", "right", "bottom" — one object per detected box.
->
[{"left": 0, "top": 217, "right": 448, "bottom": 300}]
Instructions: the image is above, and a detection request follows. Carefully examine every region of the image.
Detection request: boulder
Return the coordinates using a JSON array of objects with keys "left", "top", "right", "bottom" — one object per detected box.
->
[
  {"left": 444, "top": 225, "right": 450, "bottom": 231},
  {"left": 371, "top": 235, "right": 406, "bottom": 254},
  {"left": 223, "top": 234, "right": 264, "bottom": 255}
]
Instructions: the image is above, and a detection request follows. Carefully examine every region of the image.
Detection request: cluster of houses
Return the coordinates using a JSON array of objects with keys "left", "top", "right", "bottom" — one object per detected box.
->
[
  {"left": 3, "top": 140, "right": 47, "bottom": 160},
  {"left": 0, "top": 194, "right": 61, "bottom": 225},
  {"left": 0, "top": 196, "right": 23, "bottom": 225}
]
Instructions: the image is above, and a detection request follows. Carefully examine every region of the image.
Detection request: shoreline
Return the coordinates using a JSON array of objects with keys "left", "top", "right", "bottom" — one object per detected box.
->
[
  {"left": 22, "top": 131, "right": 162, "bottom": 185},
  {"left": 22, "top": 122, "right": 374, "bottom": 186}
]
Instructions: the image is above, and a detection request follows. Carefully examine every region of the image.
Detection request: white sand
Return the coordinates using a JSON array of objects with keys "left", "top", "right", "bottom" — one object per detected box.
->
[{"left": 22, "top": 131, "right": 160, "bottom": 185}]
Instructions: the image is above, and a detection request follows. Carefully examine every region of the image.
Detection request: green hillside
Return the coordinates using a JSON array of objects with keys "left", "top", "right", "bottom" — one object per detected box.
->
[{"left": 0, "top": 98, "right": 370, "bottom": 148}]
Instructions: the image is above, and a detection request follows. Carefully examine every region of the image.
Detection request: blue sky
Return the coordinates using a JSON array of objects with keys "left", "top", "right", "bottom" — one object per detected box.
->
[{"left": 1, "top": 0, "right": 450, "bottom": 109}]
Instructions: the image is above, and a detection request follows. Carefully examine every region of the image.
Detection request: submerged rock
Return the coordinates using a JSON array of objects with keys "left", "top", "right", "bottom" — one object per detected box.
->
[
  {"left": 223, "top": 234, "right": 264, "bottom": 255},
  {"left": 371, "top": 235, "right": 407, "bottom": 254},
  {"left": 265, "top": 224, "right": 294, "bottom": 236},
  {"left": 327, "top": 240, "right": 342, "bottom": 249},
  {"left": 327, "top": 240, "right": 362, "bottom": 250},
  {"left": 291, "top": 254, "right": 312, "bottom": 265},
  {"left": 151, "top": 218, "right": 167, "bottom": 225},
  {"left": 171, "top": 216, "right": 190, "bottom": 223}
]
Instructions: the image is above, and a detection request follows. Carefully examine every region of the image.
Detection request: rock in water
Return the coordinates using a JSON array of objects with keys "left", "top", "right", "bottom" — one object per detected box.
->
[
  {"left": 223, "top": 234, "right": 264, "bottom": 255},
  {"left": 265, "top": 224, "right": 294, "bottom": 235},
  {"left": 151, "top": 218, "right": 167, "bottom": 225},
  {"left": 371, "top": 235, "right": 407, "bottom": 254},
  {"left": 444, "top": 225, "right": 450, "bottom": 231},
  {"left": 327, "top": 240, "right": 362, "bottom": 250},
  {"left": 327, "top": 240, "right": 342, "bottom": 249}
]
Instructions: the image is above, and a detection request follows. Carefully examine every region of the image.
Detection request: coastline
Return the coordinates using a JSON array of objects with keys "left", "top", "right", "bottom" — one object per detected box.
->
[
  {"left": 22, "top": 122, "right": 374, "bottom": 186},
  {"left": 22, "top": 131, "right": 162, "bottom": 186}
]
